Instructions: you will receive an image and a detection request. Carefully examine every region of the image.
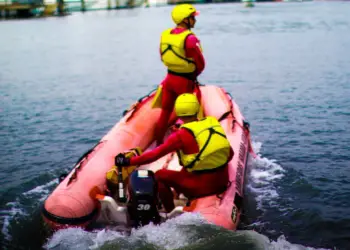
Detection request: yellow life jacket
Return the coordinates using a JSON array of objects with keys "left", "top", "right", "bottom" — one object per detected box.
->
[
  {"left": 160, "top": 28, "right": 199, "bottom": 74},
  {"left": 177, "top": 116, "right": 231, "bottom": 172}
]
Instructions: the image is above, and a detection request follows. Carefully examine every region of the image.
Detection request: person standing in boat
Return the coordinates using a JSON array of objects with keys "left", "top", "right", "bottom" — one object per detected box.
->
[
  {"left": 152, "top": 3, "right": 206, "bottom": 146},
  {"left": 115, "top": 94, "right": 233, "bottom": 213}
]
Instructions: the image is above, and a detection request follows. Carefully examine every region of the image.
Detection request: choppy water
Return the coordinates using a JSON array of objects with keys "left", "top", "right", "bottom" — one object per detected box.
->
[{"left": 1, "top": 1, "right": 350, "bottom": 250}]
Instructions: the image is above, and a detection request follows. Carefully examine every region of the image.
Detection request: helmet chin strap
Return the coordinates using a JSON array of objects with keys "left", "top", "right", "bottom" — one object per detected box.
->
[{"left": 184, "top": 17, "right": 191, "bottom": 30}]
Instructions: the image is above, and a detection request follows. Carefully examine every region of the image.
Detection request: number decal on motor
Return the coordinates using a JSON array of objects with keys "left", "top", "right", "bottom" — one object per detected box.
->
[{"left": 137, "top": 204, "right": 151, "bottom": 210}]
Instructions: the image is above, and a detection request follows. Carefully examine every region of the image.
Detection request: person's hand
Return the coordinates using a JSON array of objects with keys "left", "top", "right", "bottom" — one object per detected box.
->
[
  {"left": 170, "top": 123, "right": 181, "bottom": 132},
  {"left": 115, "top": 153, "right": 131, "bottom": 167}
]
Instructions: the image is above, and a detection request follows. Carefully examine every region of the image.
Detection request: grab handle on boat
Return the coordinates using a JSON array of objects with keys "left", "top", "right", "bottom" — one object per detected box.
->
[{"left": 115, "top": 161, "right": 127, "bottom": 203}]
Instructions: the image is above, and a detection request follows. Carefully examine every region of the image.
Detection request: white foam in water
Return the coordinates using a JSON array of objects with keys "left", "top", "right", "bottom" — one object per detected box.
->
[
  {"left": 23, "top": 179, "right": 59, "bottom": 202},
  {"left": 239, "top": 231, "right": 331, "bottom": 250},
  {"left": 244, "top": 143, "right": 332, "bottom": 250},
  {"left": 2, "top": 149, "right": 331, "bottom": 250},
  {"left": 44, "top": 227, "right": 125, "bottom": 250},
  {"left": 44, "top": 213, "right": 208, "bottom": 250},
  {"left": 268, "top": 235, "right": 331, "bottom": 250},
  {"left": 43, "top": 222, "right": 331, "bottom": 250},
  {"left": 0, "top": 198, "right": 28, "bottom": 241},
  {"left": 24, "top": 179, "right": 58, "bottom": 196},
  {"left": 1, "top": 178, "right": 58, "bottom": 241},
  {"left": 130, "top": 213, "right": 208, "bottom": 250},
  {"left": 247, "top": 141, "right": 286, "bottom": 211}
]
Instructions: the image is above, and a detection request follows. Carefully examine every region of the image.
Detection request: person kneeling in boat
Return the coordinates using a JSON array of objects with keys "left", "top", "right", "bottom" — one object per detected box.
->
[{"left": 115, "top": 93, "right": 233, "bottom": 213}]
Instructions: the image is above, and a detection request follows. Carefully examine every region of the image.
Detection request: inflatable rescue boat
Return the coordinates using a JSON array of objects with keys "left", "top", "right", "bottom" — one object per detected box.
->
[{"left": 41, "top": 85, "right": 254, "bottom": 231}]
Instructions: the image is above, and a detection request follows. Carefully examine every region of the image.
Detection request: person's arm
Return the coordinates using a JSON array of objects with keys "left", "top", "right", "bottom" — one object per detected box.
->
[
  {"left": 185, "top": 35, "right": 206, "bottom": 77},
  {"left": 130, "top": 131, "right": 183, "bottom": 166}
]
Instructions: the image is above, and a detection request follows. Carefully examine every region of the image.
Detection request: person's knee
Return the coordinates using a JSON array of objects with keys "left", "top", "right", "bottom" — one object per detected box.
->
[{"left": 155, "top": 169, "right": 168, "bottom": 180}]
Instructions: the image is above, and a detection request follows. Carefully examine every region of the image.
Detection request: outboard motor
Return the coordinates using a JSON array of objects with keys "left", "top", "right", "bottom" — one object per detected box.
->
[{"left": 127, "top": 169, "right": 161, "bottom": 227}]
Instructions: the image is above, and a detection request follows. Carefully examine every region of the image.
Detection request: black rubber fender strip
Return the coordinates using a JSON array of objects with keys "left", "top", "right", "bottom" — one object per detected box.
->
[{"left": 41, "top": 205, "right": 99, "bottom": 226}]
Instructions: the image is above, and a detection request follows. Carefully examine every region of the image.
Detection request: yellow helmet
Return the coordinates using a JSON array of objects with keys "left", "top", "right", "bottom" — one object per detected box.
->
[
  {"left": 175, "top": 93, "right": 200, "bottom": 117},
  {"left": 171, "top": 4, "right": 200, "bottom": 25}
]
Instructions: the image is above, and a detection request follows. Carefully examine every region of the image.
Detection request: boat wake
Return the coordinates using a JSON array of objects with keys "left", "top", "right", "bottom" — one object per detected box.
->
[
  {"left": 43, "top": 212, "right": 329, "bottom": 250},
  {"left": 1, "top": 141, "right": 331, "bottom": 250}
]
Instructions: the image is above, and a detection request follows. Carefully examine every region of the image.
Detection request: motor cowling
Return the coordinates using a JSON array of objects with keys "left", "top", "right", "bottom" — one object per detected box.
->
[{"left": 127, "top": 170, "right": 160, "bottom": 227}]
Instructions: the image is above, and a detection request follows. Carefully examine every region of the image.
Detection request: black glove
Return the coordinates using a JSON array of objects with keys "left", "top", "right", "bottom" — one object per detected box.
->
[{"left": 115, "top": 153, "right": 131, "bottom": 167}]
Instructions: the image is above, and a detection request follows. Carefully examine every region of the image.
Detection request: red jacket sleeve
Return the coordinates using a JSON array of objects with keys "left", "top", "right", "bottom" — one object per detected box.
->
[
  {"left": 129, "top": 131, "right": 183, "bottom": 166},
  {"left": 185, "top": 34, "right": 206, "bottom": 77},
  {"left": 129, "top": 128, "right": 232, "bottom": 167}
]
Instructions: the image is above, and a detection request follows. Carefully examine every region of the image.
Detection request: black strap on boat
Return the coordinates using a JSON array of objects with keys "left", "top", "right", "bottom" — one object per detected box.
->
[
  {"left": 216, "top": 180, "right": 232, "bottom": 201},
  {"left": 217, "top": 89, "right": 234, "bottom": 122},
  {"left": 216, "top": 88, "right": 246, "bottom": 133},
  {"left": 218, "top": 110, "right": 233, "bottom": 122},
  {"left": 122, "top": 87, "right": 158, "bottom": 122},
  {"left": 66, "top": 140, "right": 105, "bottom": 186},
  {"left": 196, "top": 80, "right": 205, "bottom": 86},
  {"left": 41, "top": 204, "right": 99, "bottom": 226}
]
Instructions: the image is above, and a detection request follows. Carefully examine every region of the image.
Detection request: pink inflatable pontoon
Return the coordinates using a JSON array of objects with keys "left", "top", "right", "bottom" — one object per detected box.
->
[{"left": 42, "top": 85, "right": 254, "bottom": 231}]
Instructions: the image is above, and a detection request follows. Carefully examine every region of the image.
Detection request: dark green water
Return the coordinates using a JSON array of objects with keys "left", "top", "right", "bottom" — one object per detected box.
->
[{"left": 1, "top": 1, "right": 349, "bottom": 249}]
